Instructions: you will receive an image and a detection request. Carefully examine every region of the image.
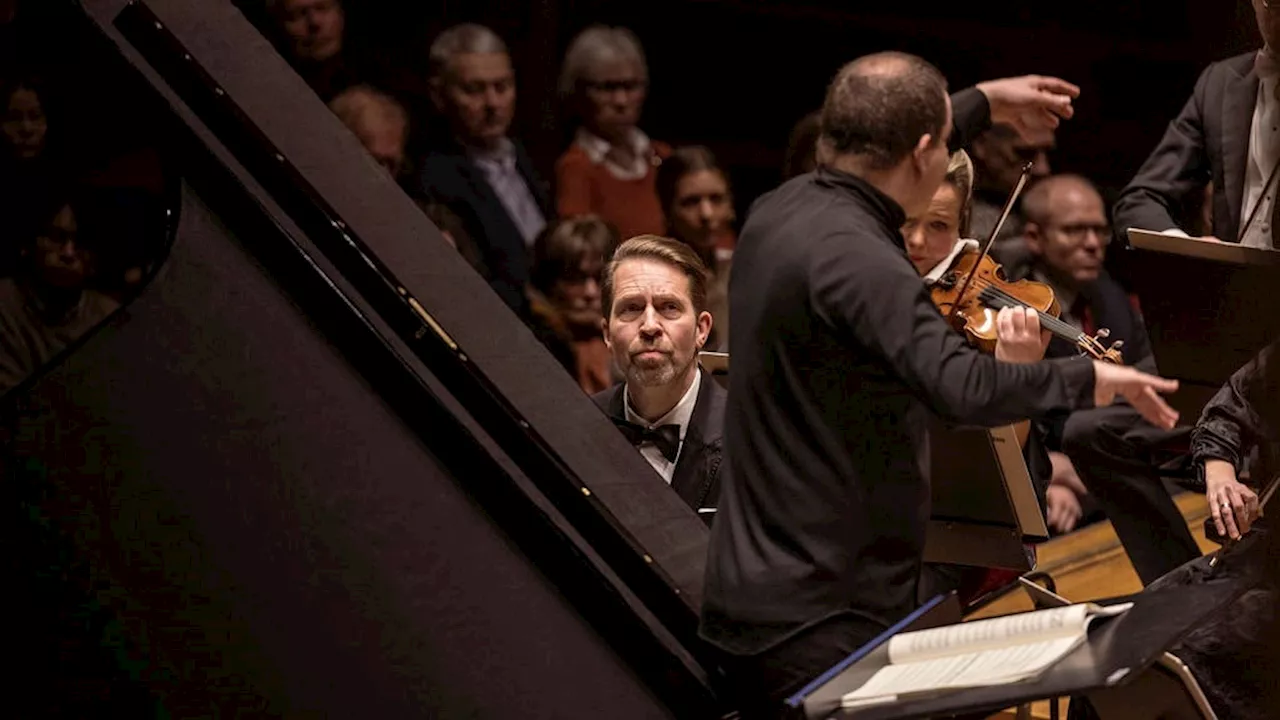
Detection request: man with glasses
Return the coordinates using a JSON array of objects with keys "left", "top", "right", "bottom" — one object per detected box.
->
[
  {"left": 1115, "top": 0, "right": 1280, "bottom": 247},
  {"left": 1016, "top": 174, "right": 1203, "bottom": 581}
]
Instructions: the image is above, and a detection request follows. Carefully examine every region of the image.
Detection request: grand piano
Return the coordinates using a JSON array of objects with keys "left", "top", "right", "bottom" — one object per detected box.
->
[{"left": 1, "top": 1, "right": 719, "bottom": 716}]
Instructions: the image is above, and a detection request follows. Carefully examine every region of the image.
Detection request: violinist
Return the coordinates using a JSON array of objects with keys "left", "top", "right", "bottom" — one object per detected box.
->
[{"left": 700, "top": 52, "right": 1182, "bottom": 719}]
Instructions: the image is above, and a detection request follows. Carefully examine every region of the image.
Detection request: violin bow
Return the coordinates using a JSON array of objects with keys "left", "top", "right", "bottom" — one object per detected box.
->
[{"left": 946, "top": 161, "right": 1034, "bottom": 324}]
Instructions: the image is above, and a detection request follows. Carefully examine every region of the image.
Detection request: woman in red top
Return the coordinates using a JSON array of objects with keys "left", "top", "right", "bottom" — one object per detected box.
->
[{"left": 554, "top": 25, "right": 669, "bottom": 240}]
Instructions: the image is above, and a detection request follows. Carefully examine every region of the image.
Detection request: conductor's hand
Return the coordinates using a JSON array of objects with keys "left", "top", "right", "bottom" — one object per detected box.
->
[
  {"left": 1092, "top": 362, "right": 1180, "bottom": 429},
  {"left": 994, "top": 306, "right": 1050, "bottom": 364},
  {"left": 976, "top": 75, "right": 1080, "bottom": 139},
  {"left": 1205, "top": 458, "right": 1260, "bottom": 540}
]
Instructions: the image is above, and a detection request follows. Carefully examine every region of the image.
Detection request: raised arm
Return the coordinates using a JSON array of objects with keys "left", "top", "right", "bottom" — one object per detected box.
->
[
  {"left": 1113, "top": 65, "right": 1214, "bottom": 240},
  {"left": 949, "top": 76, "right": 1081, "bottom": 153}
]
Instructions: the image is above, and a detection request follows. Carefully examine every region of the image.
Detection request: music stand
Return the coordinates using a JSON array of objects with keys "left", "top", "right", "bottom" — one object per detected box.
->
[
  {"left": 790, "top": 577, "right": 1250, "bottom": 719},
  {"left": 1125, "top": 230, "right": 1280, "bottom": 416},
  {"left": 925, "top": 421, "right": 1048, "bottom": 570}
]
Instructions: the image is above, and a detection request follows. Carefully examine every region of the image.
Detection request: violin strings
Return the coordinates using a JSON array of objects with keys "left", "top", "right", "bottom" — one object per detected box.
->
[{"left": 950, "top": 277, "right": 1083, "bottom": 340}]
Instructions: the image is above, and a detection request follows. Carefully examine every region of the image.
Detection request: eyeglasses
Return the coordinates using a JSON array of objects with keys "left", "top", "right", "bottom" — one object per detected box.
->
[
  {"left": 1049, "top": 222, "right": 1112, "bottom": 243},
  {"left": 584, "top": 79, "right": 647, "bottom": 95}
]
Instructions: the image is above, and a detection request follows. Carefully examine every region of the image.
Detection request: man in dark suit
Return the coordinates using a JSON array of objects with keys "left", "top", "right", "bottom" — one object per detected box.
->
[
  {"left": 1114, "top": 0, "right": 1280, "bottom": 246},
  {"left": 419, "top": 23, "right": 553, "bottom": 314},
  {"left": 1014, "top": 175, "right": 1202, "bottom": 583},
  {"left": 593, "top": 235, "right": 724, "bottom": 524}
]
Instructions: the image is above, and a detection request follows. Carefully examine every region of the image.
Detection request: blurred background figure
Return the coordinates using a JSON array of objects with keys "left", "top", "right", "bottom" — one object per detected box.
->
[
  {"left": 656, "top": 145, "right": 734, "bottom": 350},
  {"left": 529, "top": 215, "right": 619, "bottom": 394},
  {"left": 555, "top": 24, "right": 668, "bottom": 239},
  {"left": 782, "top": 110, "right": 821, "bottom": 181},
  {"left": 0, "top": 76, "right": 60, "bottom": 277},
  {"left": 969, "top": 123, "right": 1054, "bottom": 265}
]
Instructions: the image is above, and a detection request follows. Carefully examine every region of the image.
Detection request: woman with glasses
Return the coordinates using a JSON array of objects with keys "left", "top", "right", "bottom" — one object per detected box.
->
[{"left": 554, "top": 25, "right": 670, "bottom": 240}]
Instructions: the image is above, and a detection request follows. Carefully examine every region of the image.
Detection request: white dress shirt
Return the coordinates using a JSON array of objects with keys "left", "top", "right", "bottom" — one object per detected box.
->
[
  {"left": 574, "top": 127, "right": 654, "bottom": 181},
  {"left": 468, "top": 137, "right": 547, "bottom": 246},
  {"left": 623, "top": 370, "right": 702, "bottom": 483},
  {"left": 1240, "top": 73, "right": 1280, "bottom": 248}
]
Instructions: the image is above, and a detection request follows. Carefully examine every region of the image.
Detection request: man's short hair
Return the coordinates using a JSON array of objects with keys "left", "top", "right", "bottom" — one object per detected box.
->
[
  {"left": 328, "top": 85, "right": 407, "bottom": 135},
  {"left": 1021, "top": 174, "right": 1102, "bottom": 226},
  {"left": 531, "top": 216, "right": 619, "bottom": 296},
  {"left": 558, "top": 25, "right": 647, "bottom": 99},
  {"left": 819, "top": 51, "right": 948, "bottom": 170},
  {"left": 428, "top": 24, "right": 509, "bottom": 82},
  {"left": 601, "top": 235, "right": 709, "bottom": 317}
]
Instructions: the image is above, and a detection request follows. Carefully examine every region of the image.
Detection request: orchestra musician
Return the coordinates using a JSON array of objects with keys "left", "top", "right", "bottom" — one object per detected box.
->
[
  {"left": 699, "top": 52, "right": 1183, "bottom": 718},
  {"left": 1087, "top": 0, "right": 1280, "bottom": 583},
  {"left": 1114, "top": 0, "right": 1280, "bottom": 247}
]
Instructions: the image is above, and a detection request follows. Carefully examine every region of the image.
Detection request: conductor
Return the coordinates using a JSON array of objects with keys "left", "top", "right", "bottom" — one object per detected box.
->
[{"left": 699, "top": 52, "right": 1183, "bottom": 716}]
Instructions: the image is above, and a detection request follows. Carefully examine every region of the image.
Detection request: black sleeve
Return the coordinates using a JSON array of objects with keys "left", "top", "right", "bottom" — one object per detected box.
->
[
  {"left": 809, "top": 231, "right": 1096, "bottom": 426},
  {"left": 949, "top": 87, "right": 992, "bottom": 153},
  {"left": 1112, "top": 63, "right": 1215, "bottom": 240},
  {"left": 1191, "top": 345, "right": 1274, "bottom": 478}
]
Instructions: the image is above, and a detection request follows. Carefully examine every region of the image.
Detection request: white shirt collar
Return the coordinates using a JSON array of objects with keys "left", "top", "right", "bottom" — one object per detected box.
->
[
  {"left": 921, "top": 238, "right": 980, "bottom": 285},
  {"left": 574, "top": 127, "right": 653, "bottom": 180},
  {"left": 468, "top": 136, "right": 517, "bottom": 170},
  {"left": 623, "top": 369, "right": 701, "bottom": 441}
]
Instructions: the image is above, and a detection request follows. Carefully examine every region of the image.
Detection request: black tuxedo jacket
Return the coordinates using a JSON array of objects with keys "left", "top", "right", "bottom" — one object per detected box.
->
[
  {"left": 1114, "top": 52, "right": 1257, "bottom": 243},
  {"left": 592, "top": 369, "right": 725, "bottom": 526},
  {"left": 418, "top": 138, "right": 553, "bottom": 313}
]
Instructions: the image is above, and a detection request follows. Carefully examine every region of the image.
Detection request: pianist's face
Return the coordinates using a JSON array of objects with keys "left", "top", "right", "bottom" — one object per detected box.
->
[{"left": 605, "top": 257, "right": 712, "bottom": 389}]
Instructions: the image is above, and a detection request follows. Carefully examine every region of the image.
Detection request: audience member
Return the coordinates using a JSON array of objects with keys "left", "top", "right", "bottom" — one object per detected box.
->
[
  {"left": 530, "top": 215, "right": 618, "bottom": 394},
  {"left": 595, "top": 235, "right": 723, "bottom": 523},
  {"left": 0, "top": 76, "right": 60, "bottom": 277},
  {"left": 266, "top": 0, "right": 358, "bottom": 101},
  {"left": 555, "top": 25, "right": 669, "bottom": 239},
  {"left": 656, "top": 146, "right": 734, "bottom": 350},
  {"left": 0, "top": 187, "right": 118, "bottom": 395},
  {"left": 1012, "top": 175, "right": 1196, "bottom": 564},
  {"left": 327, "top": 84, "right": 488, "bottom": 276},
  {"left": 782, "top": 110, "right": 821, "bottom": 180},
  {"left": 969, "top": 123, "right": 1054, "bottom": 263},
  {"left": 420, "top": 23, "right": 552, "bottom": 316}
]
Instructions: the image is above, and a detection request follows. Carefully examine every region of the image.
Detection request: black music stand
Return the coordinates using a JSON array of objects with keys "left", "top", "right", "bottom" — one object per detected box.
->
[
  {"left": 694, "top": 352, "right": 1047, "bottom": 570},
  {"left": 788, "top": 574, "right": 1251, "bottom": 719},
  {"left": 1125, "top": 231, "right": 1280, "bottom": 418}
]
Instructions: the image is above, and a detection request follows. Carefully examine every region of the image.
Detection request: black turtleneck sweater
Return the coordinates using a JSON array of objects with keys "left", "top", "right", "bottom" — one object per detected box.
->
[{"left": 700, "top": 90, "right": 1098, "bottom": 656}]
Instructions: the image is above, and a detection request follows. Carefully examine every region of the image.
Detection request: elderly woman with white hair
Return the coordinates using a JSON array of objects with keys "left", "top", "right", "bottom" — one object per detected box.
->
[{"left": 554, "top": 25, "right": 669, "bottom": 240}]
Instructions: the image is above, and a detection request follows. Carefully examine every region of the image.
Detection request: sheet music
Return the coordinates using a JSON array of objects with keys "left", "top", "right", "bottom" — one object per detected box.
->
[{"left": 887, "top": 604, "right": 1086, "bottom": 664}]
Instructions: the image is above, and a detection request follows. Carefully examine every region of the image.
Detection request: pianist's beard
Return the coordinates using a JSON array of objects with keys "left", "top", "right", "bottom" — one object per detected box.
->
[{"left": 627, "top": 345, "right": 690, "bottom": 389}]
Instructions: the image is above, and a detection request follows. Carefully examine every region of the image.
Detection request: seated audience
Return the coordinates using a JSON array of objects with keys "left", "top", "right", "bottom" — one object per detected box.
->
[
  {"left": 328, "top": 84, "right": 488, "bottom": 275},
  {"left": 0, "top": 187, "right": 118, "bottom": 394},
  {"left": 781, "top": 110, "right": 821, "bottom": 180},
  {"left": 266, "top": 0, "right": 356, "bottom": 101},
  {"left": 420, "top": 23, "right": 552, "bottom": 316},
  {"left": 1010, "top": 175, "right": 1197, "bottom": 575},
  {"left": 530, "top": 216, "right": 618, "bottom": 394},
  {"left": 595, "top": 235, "right": 723, "bottom": 524},
  {"left": 655, "top": 146, "right": 734, "bottom": 350},
  {"left": 970, "top": 123, "right": 1054, "bottom": 264},
  {"left": 555, "top": 25, "right": 669, "bottom": 239},
  {"left": 0, "top": 75, "right": 59, "bottom": 276}
]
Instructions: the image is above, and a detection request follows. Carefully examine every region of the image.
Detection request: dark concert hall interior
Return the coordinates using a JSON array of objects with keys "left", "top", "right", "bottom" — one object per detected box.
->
[{"left": 2, "top": 1, "right": 1279, "bottom": 718}]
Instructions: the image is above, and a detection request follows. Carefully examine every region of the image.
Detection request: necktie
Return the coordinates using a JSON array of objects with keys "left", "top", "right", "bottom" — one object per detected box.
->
[
  {"left": 1069, "top": 295, "right": 1095, "bottom": 338},
  {"left": 613, "top": 419, "right": 682, "bottom": 463}
]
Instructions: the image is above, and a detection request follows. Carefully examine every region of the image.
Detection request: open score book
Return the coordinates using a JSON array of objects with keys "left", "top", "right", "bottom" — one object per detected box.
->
[{"left": 841, "top": 601, "right": 1133, "bottom": 708}]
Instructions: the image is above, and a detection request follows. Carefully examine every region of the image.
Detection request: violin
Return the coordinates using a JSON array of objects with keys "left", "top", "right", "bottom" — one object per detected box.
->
[{"left": 929, "top": 162, "right": 1125, "bottom": 365}]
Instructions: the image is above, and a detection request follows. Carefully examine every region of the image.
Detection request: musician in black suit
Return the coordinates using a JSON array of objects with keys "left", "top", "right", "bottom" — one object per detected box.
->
[
  {"left": 594, "top": 235, "right": 724, "bottom": 525},
  {"left": 1114, "top": 0, "right": 1280, "bottom": 246},
  {"left": 419, "top": 24, "right": 553, "bottom": 314}
]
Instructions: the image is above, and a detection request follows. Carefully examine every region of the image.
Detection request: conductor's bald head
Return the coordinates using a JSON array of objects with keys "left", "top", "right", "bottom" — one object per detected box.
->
[{"left": 820, "top": 52, "right": 950, "bottom": 171}]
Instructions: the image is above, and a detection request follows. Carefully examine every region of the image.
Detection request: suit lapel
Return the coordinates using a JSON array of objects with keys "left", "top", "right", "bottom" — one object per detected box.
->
[
  {"left": 1223, "top": 63, "right": 1259, "bottom": 241},
  {"left": 670, "top": 370, "right": 718, "bottom": 507}
]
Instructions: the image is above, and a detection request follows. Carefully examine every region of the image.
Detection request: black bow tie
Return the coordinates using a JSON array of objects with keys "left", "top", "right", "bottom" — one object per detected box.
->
[{"left": 613, "top": 419, "right": 682, "bottom": 463}]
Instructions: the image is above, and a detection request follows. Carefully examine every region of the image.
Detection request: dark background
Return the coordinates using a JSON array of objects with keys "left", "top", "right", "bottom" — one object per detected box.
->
[{"left": 324, "top": 0, "right": 1261, "bottom": 211}]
